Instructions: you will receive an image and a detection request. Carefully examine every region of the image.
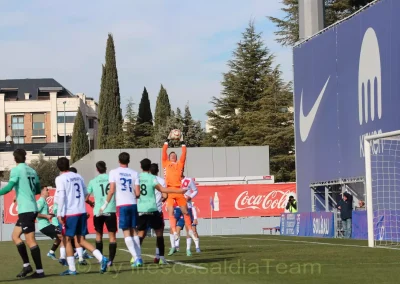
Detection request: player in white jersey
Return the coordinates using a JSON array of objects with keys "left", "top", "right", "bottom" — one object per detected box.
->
[
  {"left": 150, "top": 163, "right": 167, "bottom": 263},
  {"left": 56, "top": 157, "right": 109, "bottom": 276},
  {"left": 170, "top": 174, "right": 199, "bottom": 256},
  {"left": 100, "top": 152, "right": 143, "bottom": 267}
]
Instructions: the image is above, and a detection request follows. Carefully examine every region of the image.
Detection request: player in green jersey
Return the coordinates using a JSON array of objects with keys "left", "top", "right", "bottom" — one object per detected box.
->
[
  {"left": 136, "top": 158, "right": 186, "bottom": 265},
  {"left": 37, "top": 186, "right": 62, "bottom": 260},
  {"left": 86, "top": 161, "right": 117, "bottom": 266},
  {"left": 0, "top": 149, "right": 44, "bottom": 279}
]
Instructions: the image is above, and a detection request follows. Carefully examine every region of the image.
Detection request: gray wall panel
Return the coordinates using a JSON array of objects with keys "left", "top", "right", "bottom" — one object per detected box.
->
[
  {"left": 212, "top": 147, "right": 226, "bottom": 177},
  {"left": 226, "top": 147, "right": 240, "bottom": 176},
  {"left": 239, "top": 146, "right": 269, "bottom": 176},
  {"left": 72, "top": 146, "right": 269, "bottom": 183}
]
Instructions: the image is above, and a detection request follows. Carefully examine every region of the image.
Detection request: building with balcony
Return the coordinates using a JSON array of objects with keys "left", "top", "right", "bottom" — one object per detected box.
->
[{"left": 0, "top": 78, "right": 98, "bottom": 170}]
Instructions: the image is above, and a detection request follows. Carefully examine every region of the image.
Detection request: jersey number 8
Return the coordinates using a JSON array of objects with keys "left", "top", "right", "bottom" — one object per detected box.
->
[{"left": 140, "top": 184, "right": 147, "bottom": 196}]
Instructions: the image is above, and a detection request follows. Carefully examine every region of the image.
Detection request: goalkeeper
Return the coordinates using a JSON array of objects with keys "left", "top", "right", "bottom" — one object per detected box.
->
[{"left": 162, "top": 131, "right": 197, "bottom": 242}]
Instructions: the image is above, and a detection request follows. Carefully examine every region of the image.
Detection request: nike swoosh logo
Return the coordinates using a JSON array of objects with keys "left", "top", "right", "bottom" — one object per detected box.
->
[{"left": 299, "top": 77, "right": 330, "bottom": 142}]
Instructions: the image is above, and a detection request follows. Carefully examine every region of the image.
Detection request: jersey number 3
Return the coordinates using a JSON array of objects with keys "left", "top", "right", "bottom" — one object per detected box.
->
[{"left": 74, "top": 183, "right": 81, "bottom": 198}]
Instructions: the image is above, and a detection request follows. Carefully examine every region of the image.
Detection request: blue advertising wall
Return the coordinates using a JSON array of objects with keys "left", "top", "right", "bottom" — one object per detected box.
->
[
  {"left": 294, "top": 0, "right": 400, "bottom": 211},
  {"left": 280, "top": 212, "right": 335, "bottom": 238}
]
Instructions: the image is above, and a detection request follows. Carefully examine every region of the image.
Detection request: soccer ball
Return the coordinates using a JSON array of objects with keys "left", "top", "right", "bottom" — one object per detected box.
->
[{"left": 170, "top": 129, "right": 181, "bottom": 140}]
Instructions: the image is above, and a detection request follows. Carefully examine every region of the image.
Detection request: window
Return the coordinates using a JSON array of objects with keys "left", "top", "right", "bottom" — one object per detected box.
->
[
  {"left": 11, "top": 116, "right": 24, "bottom": 144},
  {"left": 88, "top": 118, "right": 94, "bottom": 129},
  {"left": 37, "top": 92, "right": 50, "bottom": 100},
  {"left": 57, "top": 111, "right": 76, "bottom": 123},
  {"left": 32, "top": 113, "right": 45, "bottom": 136},
  {"left": 32, "top": 137, "right": 46, "bottom": 143}
]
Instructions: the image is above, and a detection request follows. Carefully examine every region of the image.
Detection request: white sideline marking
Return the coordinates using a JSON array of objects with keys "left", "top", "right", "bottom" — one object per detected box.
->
[
  {"left": 119, "top": 249, "right": 206, "bottom": 270},
  {"left": 215, "top": 236, "right": 378, "bottom": 249}
]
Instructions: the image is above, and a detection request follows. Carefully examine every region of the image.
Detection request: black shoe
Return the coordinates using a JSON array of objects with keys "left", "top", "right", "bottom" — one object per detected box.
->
[
  {"left": 27, "top": 272, "right": 45, "bottom": 279},
  {"left": 16, "top": 265, "right": 33, "bottom": 278}
]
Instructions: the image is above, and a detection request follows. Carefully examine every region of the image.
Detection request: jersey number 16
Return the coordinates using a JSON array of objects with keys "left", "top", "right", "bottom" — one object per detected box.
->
[{"left": 100, "top": 183, "right": 110, "bottom": 196}]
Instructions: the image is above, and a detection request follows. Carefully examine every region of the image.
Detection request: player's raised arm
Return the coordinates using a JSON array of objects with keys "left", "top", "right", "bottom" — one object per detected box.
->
[{"left": 155, "top": 184, "right": 186, "bottom": 194}]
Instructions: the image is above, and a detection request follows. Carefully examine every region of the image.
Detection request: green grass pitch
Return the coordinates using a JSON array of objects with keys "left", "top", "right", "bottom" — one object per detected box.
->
[{"left": 1, "top": 235, "right": 400, "bottom": 283}]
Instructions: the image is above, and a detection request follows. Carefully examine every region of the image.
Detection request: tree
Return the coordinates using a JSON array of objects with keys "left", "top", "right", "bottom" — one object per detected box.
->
[
  {"left": 137, "top": 87, "right": 153, "bottom": 124},
  {"left": 97, "top": 34, "right": 123, "bottom": 149},
  {"left": 124, "top": 99, "right": 137, "bottom": 148},
  {"left": 206, "top": 22, "right": 295, "bottom": 181},
  {"left": 153, "top": 110, "right": 182, "bottom": 148},
  {"left": 135, "top": 87, "right": 154, "bottom": 148},
  {"left": 29, "top": 154, "right": 60, "bottom": 187},
  {"left": 70, "top": 108, "right": 89, "bottom": 163},
  {"left": 1, "top": 154, "right": 60, "bottom": 187},
  {"left": 268, "top": 0, "right": 299, "bottom": 47},
  {"left": 97, "top": 65, "right": 107, "bottom": 148},
  {"left": 207, "top": 21, "right": 274, "bottom": 146},
  {"left": 240, "top": 67, "right": 295, "bottom": 181},
  {"left": 154, "top": 85, "right": 171, "bottom": 132},
  {"left": 183, "top": 103, "right": 205, "bottom": 147},
  {"left": 268, "top": 0, "right": 374, "bottom": 47}
]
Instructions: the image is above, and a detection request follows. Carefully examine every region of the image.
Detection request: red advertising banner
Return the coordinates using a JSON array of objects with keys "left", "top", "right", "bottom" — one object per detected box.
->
[
  {"left": 4, "top": 190, "right": 98, "bottom": 234},
  {"left": 161, "top": 183, "right": 296, "bottom": 218},
  {"left": 3, "top": 183, "right": 296, "bottom": 230}
]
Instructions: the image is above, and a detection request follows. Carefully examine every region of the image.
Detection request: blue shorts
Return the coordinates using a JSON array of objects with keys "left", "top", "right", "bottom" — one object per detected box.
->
[
  {"left": 118, "top": 204, "right": 138, "bottom": 230},
  {"left": 176, "top": 208, "right": 194, "bottom": 228},
  {"left": 63, "top": 213, "right": 87, "bottom": 237}
]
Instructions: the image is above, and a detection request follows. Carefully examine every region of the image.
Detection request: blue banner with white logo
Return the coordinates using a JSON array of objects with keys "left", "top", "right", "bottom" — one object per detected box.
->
[
  {"left": 280, "top": 212, "right": 334, "bottom": 238},
  {"left": 294, "top": 0, "right": 400, "bottom": 212}
]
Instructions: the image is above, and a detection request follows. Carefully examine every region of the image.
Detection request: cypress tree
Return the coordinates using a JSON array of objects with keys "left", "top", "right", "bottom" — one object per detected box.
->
[
  {"left": 183, "top": 103, "right": 193, "bottom": 137},
  {"left": 97, "top": 65, "right": 107, "bottom": 149},
  {"left": 70, "top": 108, "right": 89, "bottom": 163},
  {"left": 135, "top": 87, "right": 154, "bottom": 148},
  {"left": 154, "top": 84, "right": 171, "bottom": 132},
  {"left": 137, "top": 87, "right": 153, "bottom": 124},
  {"left": 97, "top": 34, "right": 123, "bottom": 149}
]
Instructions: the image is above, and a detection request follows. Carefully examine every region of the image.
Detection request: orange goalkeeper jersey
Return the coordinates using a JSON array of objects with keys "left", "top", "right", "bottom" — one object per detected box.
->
[{"left": 162, "top": 142, "right": 187, "bottom": 188}]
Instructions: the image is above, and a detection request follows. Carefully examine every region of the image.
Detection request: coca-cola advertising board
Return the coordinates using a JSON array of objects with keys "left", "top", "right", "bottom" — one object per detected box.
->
[
  {"left": 3, "top": 183, "right": 296, "bottom": 228},
  {"left": 4, "top": 189, "right": 98, "bottom": 234},
  {"left": 161, "top": 183, "right": 296, "bottom": 218}
]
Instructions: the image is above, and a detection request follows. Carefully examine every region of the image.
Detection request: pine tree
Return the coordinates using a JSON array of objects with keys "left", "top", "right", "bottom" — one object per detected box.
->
[
  {"left": 268, "top": 0, "right": 374, "bottom": 47},
  {"left": 268, "top": 0, "right": 299, "bottom": 47},
  {"left": 240, "top": 67, "right": 295, "bottom": 181},
  {"left": 154, "top": 85, "right": 171, "bottom": 132},
  {"left": 207, "top": 21, "right": 274, "bottom": 146},
  {"left": 97, "top": 34, "right": 123, "bottom": 149},
  {"left": 70, "top": 108, "right": 89, "bottom": 163},
  {"left": 135, "top": 87, "right": 154, "bottom": 148}
]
